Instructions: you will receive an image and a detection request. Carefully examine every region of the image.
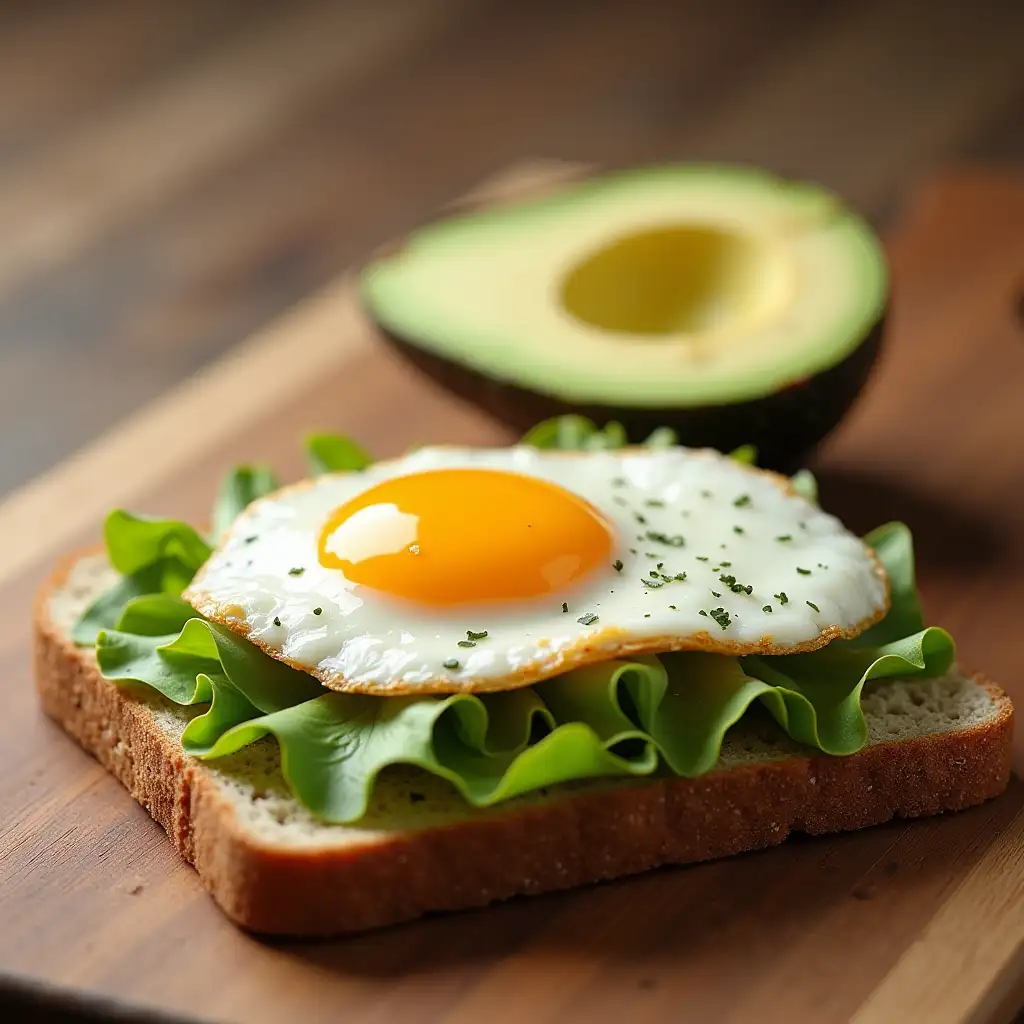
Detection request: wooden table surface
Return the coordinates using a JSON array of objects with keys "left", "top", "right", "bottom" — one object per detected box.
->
[
  {"left": 1, "top": 3, "right": 1024, "bottom": 1023},
  {"left": 1, "top": 0, "right": 1023, "bottom": 497}
]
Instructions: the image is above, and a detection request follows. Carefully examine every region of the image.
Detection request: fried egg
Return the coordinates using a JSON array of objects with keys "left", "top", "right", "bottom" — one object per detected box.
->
[{"left": 184, "top": 446, "right": 889, "bottom": 694}]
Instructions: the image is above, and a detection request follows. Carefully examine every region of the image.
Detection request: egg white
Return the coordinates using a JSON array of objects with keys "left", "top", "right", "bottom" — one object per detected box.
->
[{"left": 184, "top": 446, "right": 888, "bottom": 694}]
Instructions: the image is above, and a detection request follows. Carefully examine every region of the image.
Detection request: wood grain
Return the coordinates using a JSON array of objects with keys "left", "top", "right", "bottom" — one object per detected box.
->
[
  {"left": 1, "top": 159, "right": 1023, "bottom": 1023},
  {"left": 1, "top": 0, "right": 1022, "bottom": 496}
]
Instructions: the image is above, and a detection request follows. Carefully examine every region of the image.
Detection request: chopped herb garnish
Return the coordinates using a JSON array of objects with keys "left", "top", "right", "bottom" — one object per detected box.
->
[
  {"left": 709, "top": 607, "right": 731, "bottom": 630},
  {"left": 696, "top": 555, "right": 709, "bottom": 562},
  {"left": 442, "top": 658, "right": 459, "bottom": 670},
  {"left": 457, "top": 640, "right": 476, "bottom": 648},
  {"left": 733, "top": 494, "right": 752, "bottom": 508},
  {"left": 612, "top": 476, "right": 627, "bottom": 487},
  {"left": 818, "top": 562, "right": 829, "bottom": 570},
  {"left": 643, "top": 577, "right": 664, "bottom": 588},
  {"left": 645, "top": 552, "right": 658, "bottom": 558},
  {"left": 288, "top": 567, "right": 305, "bottom": 576},
  {"left": 634, "top": 512, "right": 648, "bottom": 525},
  {"left": 699, "top": 609, "right": 708, "bottom": 616},
  {"left": 711, "top": 591, "right": 722, "bottom": 598},
  {"left": 806, "top": 600, "right": 820, "bottom": 612},
  {"left": 763, "top": 604, "right": 773, "bottom": 613},
  {"left": 656, "top": 561, "right": 664, "bottom": 569},
  {"left": 561, "top": 602, "right": 569, "bottom": 613},
  {"left": 466, "top": 629, "right": 488, "bottom": 641},
  {"left": 775, "top": 591, "right": 789, "bottom": 605},
  {"left": 719, "top": 574, "right": 737, "bottom": 587},
  {"left": 612, "top": 559, "right": 624, "bottom": 572},
  {"left": 733, "top": 525, "right": 745, "bottom": 534},
  {"left": 273, "top": 616, "right": 281, "bottom": 627},
  {"left": 796, "top": 567, "right": 812, "bottom": 575},
  {"left": 645, "top": 530, "right": 685, "bottom": 547},
  {"left": 244, "top": 535, "right": 258, "bottom": 544},
  {"left": 629, "top": 547, "right": 637, "bottom": 555},
  {"left": 644, "top": 498, "right": 665, "bottom": 508},
  {"left": 313, "top": 607, "right": 322, "bottom": 615},
  {"left": 668, "top": 604, "right": 678, "bottom": 610},
  {"left": 644, "top": 613, "right": 651, "bottom": 618},
  {"left": 776, "top": 535, "right": 793, "bottom": 542},
  {"left": 719, "top": 561, "right": 732, "bottom": 567},
  {"left": 673, "top": 572, "right": 687, "bottom": 581},
  {"left": 577, "top": 611, "right": 599, "bottom": 626}
]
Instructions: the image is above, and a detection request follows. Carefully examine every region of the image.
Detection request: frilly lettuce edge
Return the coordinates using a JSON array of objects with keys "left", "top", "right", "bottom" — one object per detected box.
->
[{"left": 74, "top": 421, "right": 953, "bottom": 824}]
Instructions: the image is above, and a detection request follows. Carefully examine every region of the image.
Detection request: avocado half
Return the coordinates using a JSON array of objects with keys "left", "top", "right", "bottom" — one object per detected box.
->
[{"left": 360, "top": 165, "right": 888, "bottom": 469}]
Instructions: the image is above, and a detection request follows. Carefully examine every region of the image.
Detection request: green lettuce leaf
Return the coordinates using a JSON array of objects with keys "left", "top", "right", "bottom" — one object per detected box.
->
[
  {"left": 73, "top": 512, "right": 211, "bottom": 645},
  {"left": 306, "top": 433, "right": 373, "bottom": 475},
  {"left": 93, "top": 517, "right": 954, "bottom": 823},
  {"left": 212, "top": 465, "right": 279, "bottom": 542},
  {"left": 78, "top": 422, "right": 954, "bottom": 825}
]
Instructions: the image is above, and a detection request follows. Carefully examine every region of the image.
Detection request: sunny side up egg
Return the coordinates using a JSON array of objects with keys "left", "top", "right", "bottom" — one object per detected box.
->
[{"left": 184, "top": 446, "right": 889, "bottom": 695}]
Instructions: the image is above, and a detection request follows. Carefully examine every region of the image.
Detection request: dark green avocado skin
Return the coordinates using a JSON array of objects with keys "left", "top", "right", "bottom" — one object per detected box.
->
[{"left": 377, "top": 315, "right": 885, "bottom": 473}]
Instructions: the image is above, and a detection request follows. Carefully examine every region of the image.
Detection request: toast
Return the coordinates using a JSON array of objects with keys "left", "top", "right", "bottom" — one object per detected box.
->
[{"left": 34, "top": 550, "right": 1013, "bottom": 937}]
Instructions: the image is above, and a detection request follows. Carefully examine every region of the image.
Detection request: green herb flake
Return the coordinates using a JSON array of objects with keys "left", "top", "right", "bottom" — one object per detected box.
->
[
  {"left": 696, "top": 555, "right": 709, "bottom": 562},
  {"left": 709, "top": 607, "right": 731, "bottom": 630},
  {"left": 806, "top": 600, "right": 821, "bottom": 612},
  {"left": 733, "top": 494, "right": 752, "bottom": 508},
  {"left": 673, "top": 572, "right": 687, "bottom": 581},
  {"left": 699, "top": 609, "right": 708, "bottom": 616},
  {"left": 561, "top": 602, "right": 569, "bottom": 613},
  {"left": 273, "top": 616, "right": 281, "bottom": 627},
  {"left": 577, "top": 612, "right": 599, "bottom": 626},
  {"left": 644, "top": 498, "right": 665, "bottom": 508},
  {"left": 645, "top": 530, "right": 685, "bottom": 547},
  {"left": 466, "top": 630, "right": 488, "bottom": 641},
  {"left": 634, "top": 512, "right": 648, "bottom": 525},
  {"left": 776, "top": 534, "right": 793, "bottom": 542},
  {"left": 244, "top": 535, "right": 258, "bottom": 544},
  {"left": 313, "top": 607, "right": 323, "bottom": 616},
  {"left": 457, "top": 640, "right": 476, "bottom": 648},
  {"left": 762, "top": 605, "right": 773, "bottom": 613},
  {"left": 668, "top": 604, "right": 678, "bottom": 610},
  {"left": 733, "top": 525, "right": 745, "bottom": 535},
  {"left": 288, "top": 567, "right": 305, "bottom": 576},
  {"left": 442, "top": 658, "right": 460, "bottom": 671},
  {"left": 796, "top": 567, "right": 812, "bottom": 575},
  {"left": 611, "top": 476, "right": 627, "bottom": 488},
  {"left": 643, "top": 578, "right": 664, "bottom": 588},
  {"left": 612, "top": 559, "right": 624, "bottom": 572},
  {"left": 775, "top": 591, "right": 789, "bottom": 605},
  {"left": 719, "top": 561, "right": 732, "bottom": 567},
  {"left": 711, "top": 591, "right": 722, "bottom": 598}
]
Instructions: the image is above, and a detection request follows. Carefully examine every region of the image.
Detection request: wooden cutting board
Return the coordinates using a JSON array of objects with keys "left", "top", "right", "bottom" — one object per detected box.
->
[{"left": 1, "top": 161, "right": 1023, "bottom": 1024}]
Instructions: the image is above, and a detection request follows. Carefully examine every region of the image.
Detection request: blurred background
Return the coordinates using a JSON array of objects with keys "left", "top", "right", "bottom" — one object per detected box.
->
[{"left": 0, "top": 0, "right": 1021, "bottom": 497}]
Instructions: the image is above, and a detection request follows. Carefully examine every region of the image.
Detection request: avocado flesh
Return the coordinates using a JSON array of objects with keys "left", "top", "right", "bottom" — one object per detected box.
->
[{"left": 361, "top": 165, "right": 888, "bottom": 466}]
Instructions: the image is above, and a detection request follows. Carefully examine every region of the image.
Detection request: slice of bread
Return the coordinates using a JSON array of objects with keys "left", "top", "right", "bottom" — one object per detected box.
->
[{"left": 34, "top": 552, "right": 1013, "bottom": 937}]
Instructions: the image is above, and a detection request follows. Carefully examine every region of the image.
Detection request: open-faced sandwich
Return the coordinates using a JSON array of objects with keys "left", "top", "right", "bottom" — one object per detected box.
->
[{"left": 34, "top": 418, "right": 1012, "bottom": 936}]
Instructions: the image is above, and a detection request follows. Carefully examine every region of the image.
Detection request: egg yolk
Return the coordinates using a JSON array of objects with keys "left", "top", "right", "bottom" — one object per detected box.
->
[{"left": 318, "top": 468, "right": 613, "bottom": 605}]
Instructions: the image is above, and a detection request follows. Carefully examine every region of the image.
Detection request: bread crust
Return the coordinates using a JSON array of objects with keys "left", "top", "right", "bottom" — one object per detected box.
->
[{"left": 33, "top": 551, "right": 1013, "bottom": 937}]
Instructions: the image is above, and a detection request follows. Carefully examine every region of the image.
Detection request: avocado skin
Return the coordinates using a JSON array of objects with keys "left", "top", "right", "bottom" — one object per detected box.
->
[{"left": 377, "top": 314, "right": 885, "bottom": 472}]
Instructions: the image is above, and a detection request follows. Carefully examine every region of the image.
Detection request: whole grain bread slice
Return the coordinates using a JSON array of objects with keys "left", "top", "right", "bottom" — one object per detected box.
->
[{"left": 34, "top": 552, "right": 1013, "bottom": 937}]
